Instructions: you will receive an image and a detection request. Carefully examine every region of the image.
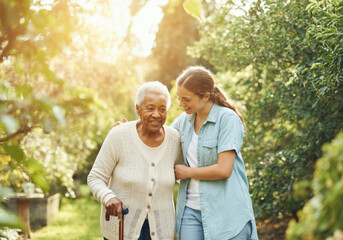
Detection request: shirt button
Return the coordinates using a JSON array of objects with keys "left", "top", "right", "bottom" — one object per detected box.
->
[
  {"left": 147, "top": 205, "right": 151, "bottom": 209},
  {"left": 148, "top": 193, "right": 152, "bottom": 197},
  {"left": 151, "top": 163, "right": 155, "bottom": 167},
  {"left": 151, "top": 232, "right": 155, "bottom": 236},
  {"left": 151, "top": 178, "right": 155, "bottom": 182}
]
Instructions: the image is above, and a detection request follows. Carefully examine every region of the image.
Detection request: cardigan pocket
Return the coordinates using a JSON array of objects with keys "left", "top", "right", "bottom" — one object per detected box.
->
[{"left": 202, "top": 139, "right": 218, "bottom": 166}]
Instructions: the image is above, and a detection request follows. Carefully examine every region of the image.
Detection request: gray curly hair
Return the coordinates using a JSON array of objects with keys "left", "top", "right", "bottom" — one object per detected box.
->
[{"left": 135, "top": 81, "right": 171, "bottom": 110}]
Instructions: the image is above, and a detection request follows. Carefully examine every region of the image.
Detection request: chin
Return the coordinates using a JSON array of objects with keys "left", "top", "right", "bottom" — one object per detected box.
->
[
  {"left": 185, "top": 109, "right": 193, "bottom": 114},
  {"left": 148, "top": 124, "right": 163, "bottom": 132}
]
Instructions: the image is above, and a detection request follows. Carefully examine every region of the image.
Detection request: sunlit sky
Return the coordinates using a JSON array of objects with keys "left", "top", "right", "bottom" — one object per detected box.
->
[
  {"left": 37, "top": 0, "right": 250, "bottom": 59},
  {"left": 36, "top": 0, "right": 167, "bottom": 57},
  {"left": 82, "top": 0, "right": 168, "bottom": 57},
  {"left": 131, "top": 0, "right": 168, "bottom": 56}
]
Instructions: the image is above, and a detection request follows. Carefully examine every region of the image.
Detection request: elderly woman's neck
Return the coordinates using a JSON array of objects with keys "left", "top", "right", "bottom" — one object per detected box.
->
[{"left": 136, "top": 121, "right": 165, "bottom": 147}]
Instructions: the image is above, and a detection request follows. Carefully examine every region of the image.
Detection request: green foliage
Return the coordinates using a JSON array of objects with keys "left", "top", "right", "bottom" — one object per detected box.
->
[
  {"left": 1, "top": 141, "right": 50, "bottom": 193},
  {"left": 183, "top": 0, "right": 204, "bottom": 22},
  {"left": 0, "top": 0, "right": 104, "bottom": 199},
  {"left": 0, "top": 0, "right": 75, "bottom": 65},
  {"left": 186, "top": 0, "right": 343, "bottom": 219},
  {"left": 305, "top": 0, "right": 343, "bottom": 100},
  {"left": 0, "top": 187, "right": 23, "bottom": 229},
  {"left": 286, "top": 132, "right": 343, "bottom": 240}
]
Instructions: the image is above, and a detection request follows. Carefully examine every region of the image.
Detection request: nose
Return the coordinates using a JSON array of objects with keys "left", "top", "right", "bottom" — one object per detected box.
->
[
  {"left": 179, "top": 99, "right": 184, "bottom": 107},
  {"left": 152, "top": 109, "right": 160, "bottom": 117}
]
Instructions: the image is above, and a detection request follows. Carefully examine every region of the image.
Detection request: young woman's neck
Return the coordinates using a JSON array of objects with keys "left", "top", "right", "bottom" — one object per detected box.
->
[{"left": 196, "top": 101, "right": 214, "bottom": 121}]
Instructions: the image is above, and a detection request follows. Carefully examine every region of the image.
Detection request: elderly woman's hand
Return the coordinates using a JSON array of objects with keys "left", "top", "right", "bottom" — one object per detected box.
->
[
  {"left": 105, "top": 197, "right": 125, "bottom": 220},
  {"left": 174, "top": 164, "right": 191, "bottom": 180}
]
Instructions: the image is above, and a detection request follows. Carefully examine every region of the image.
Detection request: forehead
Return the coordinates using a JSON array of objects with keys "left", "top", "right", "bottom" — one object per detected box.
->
[
  {"left": 141, "top": 92, "right": 167, "bottom": 105},
  {"left": 176, "top": 86, "right": 196, "bottom": 97}
]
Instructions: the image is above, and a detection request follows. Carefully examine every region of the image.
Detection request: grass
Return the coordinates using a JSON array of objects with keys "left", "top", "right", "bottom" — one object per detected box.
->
[
  {"left": 31, "top": 197, "right": 102, "bottom": 240},
  {"left": 31, "top": 184, "right": 180, "bottom": 240}
]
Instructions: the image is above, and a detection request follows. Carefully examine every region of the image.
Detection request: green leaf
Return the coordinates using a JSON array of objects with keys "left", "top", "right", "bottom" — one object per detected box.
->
[
  {"left": 25, "top": 158, "right": 45, "bottom": 173},
  {"left": 31, "top": 174, "right": 50, "bottom": 193},
  {"left": 3, "top": 145, "right": 25, "bottom": 163},
  {"left": 53, "top": 106, "right": 67, "bottom": 125},
  {"left": 183, "top": 0, "right": 203, "bottom": 22},
  {"left": 0, "top": 115, "right": 19, "bottom": 135},
  {"left": 25, "top": 158, "right": 50, "bottom": 193},
  {"left": 0, "top": 207, "right": 24, "bottom": 229}
]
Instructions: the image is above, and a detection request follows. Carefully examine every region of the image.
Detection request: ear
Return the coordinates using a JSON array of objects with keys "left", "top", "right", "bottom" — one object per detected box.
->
[
  {"left": 136, "top": 105, "right": 141, "bottom": 116},
  {"left": 203, "top": 92, "right": 211, "bottom": 102}
]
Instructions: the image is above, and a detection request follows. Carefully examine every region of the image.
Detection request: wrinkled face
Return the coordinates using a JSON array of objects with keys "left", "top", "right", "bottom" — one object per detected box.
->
[
  {"left": 176, "top": 86, "right": 209, "bottom": 115},
  {"left": 136, "top": 92, "right": 167, "bottom": 133}
]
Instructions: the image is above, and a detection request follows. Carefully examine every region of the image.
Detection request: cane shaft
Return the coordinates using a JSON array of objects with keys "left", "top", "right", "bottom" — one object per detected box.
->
[
  {"left": 105, "top": 208, "right": 128, "bottom": 240},
  {"left": 119, "top": 218, "right": 124, "bottom": 240}
]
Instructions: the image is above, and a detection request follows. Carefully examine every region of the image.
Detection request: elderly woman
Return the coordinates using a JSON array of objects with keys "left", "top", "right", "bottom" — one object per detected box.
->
[{"left": 87, "top": 81, "right": 182, "bottom": 240}]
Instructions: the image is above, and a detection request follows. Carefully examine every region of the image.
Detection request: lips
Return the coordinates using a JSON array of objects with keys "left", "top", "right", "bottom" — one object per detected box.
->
[{"left": 149, "top": 121, "right": 161, "bottom": 126}]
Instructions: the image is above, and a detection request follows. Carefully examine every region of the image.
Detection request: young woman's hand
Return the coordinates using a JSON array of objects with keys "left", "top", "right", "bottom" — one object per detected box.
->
[
  {"left": 174, "top": 164, "right": 191, "bottom": 180},
  {"left": 113, "top": 118, "right": 128, "bottom": 127}
]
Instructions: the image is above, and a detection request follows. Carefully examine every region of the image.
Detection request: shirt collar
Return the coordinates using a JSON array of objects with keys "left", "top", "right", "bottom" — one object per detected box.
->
[{"left": 206, "top": 104, "right": 219, "bottom": 123}]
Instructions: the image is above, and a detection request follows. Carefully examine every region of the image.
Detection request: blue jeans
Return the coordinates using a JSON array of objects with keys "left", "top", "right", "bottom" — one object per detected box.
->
[
  {"left": 103, "top": 219, "right": 151, "bottom": 240},
  {"left": 138, "top": 219, "right": 151, "bottom": 240},
  {"left": 180, "top": 206, "right": 252, "bottom": 240},
  {"left": 180, "top": 207, "right": 204, "bottom": 240}
]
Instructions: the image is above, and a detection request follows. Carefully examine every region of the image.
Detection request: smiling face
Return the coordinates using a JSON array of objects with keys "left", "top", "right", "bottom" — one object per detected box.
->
[
  {"left": 136, "top": 92, "right": 167, "bottom": 133},
  {"left": 176, "top": 86, "right": 210, "bottom": 115}
]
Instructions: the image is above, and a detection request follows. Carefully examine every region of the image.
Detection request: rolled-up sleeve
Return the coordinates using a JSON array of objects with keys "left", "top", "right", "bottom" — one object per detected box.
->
[{"left": 217, "top": 113, "right": 244, "bottom": 154}]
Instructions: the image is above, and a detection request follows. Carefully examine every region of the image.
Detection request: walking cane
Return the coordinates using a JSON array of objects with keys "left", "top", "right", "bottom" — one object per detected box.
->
[{"left": 106, "top": 208, "right": 129, "bottom": 240}]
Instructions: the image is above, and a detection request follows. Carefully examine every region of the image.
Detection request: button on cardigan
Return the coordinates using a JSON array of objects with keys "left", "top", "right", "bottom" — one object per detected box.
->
[{"left": 88, "top": 121, "right": 182, "bottom": 240}]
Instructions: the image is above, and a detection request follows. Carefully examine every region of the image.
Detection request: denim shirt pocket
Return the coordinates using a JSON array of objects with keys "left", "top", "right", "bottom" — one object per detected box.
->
[{"left": 201, "top": 139, "right": 218, "bottom": 166}]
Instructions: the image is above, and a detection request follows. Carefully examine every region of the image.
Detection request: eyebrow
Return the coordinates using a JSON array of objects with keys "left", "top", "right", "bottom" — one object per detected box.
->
[{"left": 179, "top": 96, "right": 192, "bottom": 100}]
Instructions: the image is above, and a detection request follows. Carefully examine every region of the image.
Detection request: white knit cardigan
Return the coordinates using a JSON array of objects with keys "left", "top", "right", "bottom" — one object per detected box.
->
[{"left": 87, "top": 121, "right": 182, "bottom": 240}]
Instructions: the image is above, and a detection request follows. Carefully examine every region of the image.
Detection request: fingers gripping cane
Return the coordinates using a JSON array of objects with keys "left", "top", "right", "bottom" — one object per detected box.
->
[{"left": 105, "top": 208, "right": 129, "bottom": 240}]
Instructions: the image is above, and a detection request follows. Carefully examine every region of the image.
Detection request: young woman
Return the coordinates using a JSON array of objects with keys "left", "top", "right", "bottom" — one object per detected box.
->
[{"left": 172, "top": 66, "right": 258, "bottom": 240}]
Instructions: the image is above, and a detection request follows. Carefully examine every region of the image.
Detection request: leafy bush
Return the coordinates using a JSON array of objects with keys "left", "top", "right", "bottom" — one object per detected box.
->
[
  {"left": 184, "top": 0, "right": 343, "bottom": 219},
  {"left": 286, "top": 132, "right": 343, "bottom": 239}
]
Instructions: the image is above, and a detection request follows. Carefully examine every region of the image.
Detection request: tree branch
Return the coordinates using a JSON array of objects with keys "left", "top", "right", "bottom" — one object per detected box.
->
[{"left": 0, "top": 126, "right": 33, "bottom": 143}]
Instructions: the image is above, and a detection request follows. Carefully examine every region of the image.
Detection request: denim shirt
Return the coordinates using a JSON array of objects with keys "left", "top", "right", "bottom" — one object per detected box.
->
[{"left": 171, "top": 104, "right": 258, "bottom": 240}]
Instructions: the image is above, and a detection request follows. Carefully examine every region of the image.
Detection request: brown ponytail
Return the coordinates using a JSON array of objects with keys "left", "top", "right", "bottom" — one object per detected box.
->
[
  {"left": 177, "top": 66, "right": 247, "bottom": 133},
  {"left": 212, "top": 86, "right": 247, "bottom": 133}
]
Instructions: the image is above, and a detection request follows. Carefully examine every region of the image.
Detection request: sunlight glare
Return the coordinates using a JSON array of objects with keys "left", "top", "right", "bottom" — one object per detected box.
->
[{"left": 131, "top": 0, "right": 168, "bottom": 56}]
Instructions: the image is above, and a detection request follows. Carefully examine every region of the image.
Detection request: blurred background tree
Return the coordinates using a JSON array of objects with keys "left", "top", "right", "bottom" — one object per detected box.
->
[{"left": 1, "top": 0, "right": 342, "bottom": 238}]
